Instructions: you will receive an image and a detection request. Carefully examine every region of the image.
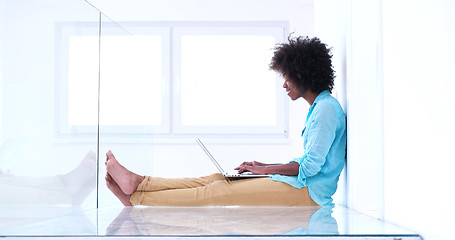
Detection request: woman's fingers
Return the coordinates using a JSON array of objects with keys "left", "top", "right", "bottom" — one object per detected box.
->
[{"left": 235, "top": 161, "right": 253, "bottom": 169}]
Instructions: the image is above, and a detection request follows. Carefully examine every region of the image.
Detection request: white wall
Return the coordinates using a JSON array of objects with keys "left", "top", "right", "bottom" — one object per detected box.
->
[
  {"left": 314, "top": 0, "right": 384, "bottom": 213},
  {"left": 89, "top": 0, "right": 314, "bottom": 33},
  {"left": 0, "top": 0, "right": 4, "bottom": 143},
  {"left": 346, "top": 0, "right": 385, "bottom": 216},
  {"left": 382, "top": 0, "right": 455, "bottom": 239},
  {"left": 344, "top": 0, "right": 455, "bottom": 239}
]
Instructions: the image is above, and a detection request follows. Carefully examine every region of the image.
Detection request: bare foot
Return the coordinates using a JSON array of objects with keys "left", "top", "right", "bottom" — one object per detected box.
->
[
  {"left": 105, "top": 150, "right": 144, "bottom": 195},
  {"left": 106, "top": 173, "right": 133, "bottom": 206}
]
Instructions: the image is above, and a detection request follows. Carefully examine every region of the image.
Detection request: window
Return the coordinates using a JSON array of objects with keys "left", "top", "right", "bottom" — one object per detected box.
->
[
  {"left": 98, "top": 26, "right": 171, "bottom": 134},
  {"left": 57, "top": 22, "right": 288, "bottom": 139}
]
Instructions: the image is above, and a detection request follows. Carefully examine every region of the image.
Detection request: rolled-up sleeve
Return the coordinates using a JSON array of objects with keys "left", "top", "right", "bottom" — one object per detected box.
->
[{"left": 296, "top": 102, "right": 337, "bottom": 185}]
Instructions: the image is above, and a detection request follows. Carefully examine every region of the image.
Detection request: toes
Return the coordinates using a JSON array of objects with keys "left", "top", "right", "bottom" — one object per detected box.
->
[
  {"left": 106, "top": 150, "right": 116, "bottom": 160},
  {"left": 105, "top": 150, "right": 115, "bottom": 166}
]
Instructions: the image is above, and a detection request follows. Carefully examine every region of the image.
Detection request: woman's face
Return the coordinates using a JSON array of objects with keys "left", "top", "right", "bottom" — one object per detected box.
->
[{"left": 283, "top": 79, "right": 304, "bottom": 101}]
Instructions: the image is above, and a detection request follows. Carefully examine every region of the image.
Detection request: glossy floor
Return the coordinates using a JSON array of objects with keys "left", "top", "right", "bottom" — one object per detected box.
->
[{"left": 0, "top": 204, "right": 422, "bottom": 239}]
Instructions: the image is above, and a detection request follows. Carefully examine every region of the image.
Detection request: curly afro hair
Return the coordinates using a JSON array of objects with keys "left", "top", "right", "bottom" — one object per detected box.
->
[{"left": 269, "top": 36, "right": 335, "bottom": 94}]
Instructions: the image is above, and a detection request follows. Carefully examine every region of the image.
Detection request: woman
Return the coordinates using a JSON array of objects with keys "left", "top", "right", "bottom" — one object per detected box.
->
[{"left": 105, "top": 36, "right": 346, "bottom": 207}]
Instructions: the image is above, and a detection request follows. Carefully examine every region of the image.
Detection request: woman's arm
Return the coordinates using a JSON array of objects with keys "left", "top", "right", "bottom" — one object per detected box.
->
[{"left": 235, "top": 162, "right": 300, "bottom": 176}]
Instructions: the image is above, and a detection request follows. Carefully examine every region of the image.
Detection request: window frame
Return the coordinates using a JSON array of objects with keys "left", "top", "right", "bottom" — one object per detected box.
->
[{"left": 56, "top": 21, "right": 289, "bottom": 141}]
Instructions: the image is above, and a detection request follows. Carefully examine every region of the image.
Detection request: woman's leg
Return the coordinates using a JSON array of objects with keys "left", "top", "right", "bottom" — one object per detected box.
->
[
  {"left": 131, "top": 177, "right": 318, "bottom": 207},
  {"left": 105, "top": 150, "right": 226, "bottom": 205},
  {"left": 135, "top": 173, "right": 226, "bottom": 192}
]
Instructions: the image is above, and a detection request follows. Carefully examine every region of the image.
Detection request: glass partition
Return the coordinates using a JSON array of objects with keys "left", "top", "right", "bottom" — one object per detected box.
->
[{"left": 0, "top": 0, "right": 99, "bottom": 232}]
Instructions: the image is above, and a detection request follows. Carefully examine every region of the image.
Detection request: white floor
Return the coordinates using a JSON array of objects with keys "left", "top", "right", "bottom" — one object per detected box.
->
[{"left": 0, "top": 204, "right": 422, "bottom": 239}]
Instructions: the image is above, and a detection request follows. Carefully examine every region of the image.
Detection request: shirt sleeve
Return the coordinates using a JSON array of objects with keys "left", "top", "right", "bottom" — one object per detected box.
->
[{"left": 297, "top": 102, "right": 338, "bottom": 184}]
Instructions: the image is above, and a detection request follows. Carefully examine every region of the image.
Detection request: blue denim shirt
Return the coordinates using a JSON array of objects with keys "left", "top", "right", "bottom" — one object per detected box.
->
[{"left": 271, "top": 90, "right": 347, "bottom": 206}]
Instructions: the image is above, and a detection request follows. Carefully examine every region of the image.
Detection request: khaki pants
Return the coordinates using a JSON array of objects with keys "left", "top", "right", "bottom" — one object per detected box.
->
[{"left": 130, "top": 173, "right": 318, "bottom": 206}]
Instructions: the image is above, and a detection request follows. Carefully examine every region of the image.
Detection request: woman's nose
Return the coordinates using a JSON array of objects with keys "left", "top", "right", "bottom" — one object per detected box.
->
[{"left": 283, "top": 81, "right": 287, "bottom": 88}]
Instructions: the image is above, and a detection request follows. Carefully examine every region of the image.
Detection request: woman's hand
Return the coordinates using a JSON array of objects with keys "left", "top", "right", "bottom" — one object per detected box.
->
[
  {"left": 234, "top": 161, "right": 268, "bottom": 175},
  {"left": 235, "top": 165, "right": 269, "bottom": 175},
  {"left": 235, "top": 161, "right": 267, "bottom": 169},
  {"left": 235, "top": 162, "right": 300, "bottom": 176}
]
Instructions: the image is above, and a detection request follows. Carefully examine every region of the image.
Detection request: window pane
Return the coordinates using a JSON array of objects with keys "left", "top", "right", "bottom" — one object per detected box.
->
[
  {"left": 68, "top": 35, "right": 164, "bottom": 128},
  {"left": 180, "top": 35, "right": 277, "bottom": 126},
  {"left": 68, "top": 36, "right": 99, "bottom": 126},
  {"left": 99, "top": 35, "right": 163, "bottom": 126}
]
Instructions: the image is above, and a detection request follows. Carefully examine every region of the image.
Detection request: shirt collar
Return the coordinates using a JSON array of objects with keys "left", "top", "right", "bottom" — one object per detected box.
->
[
  {"left": 305, "top": 90, "right": 330, "bottom": 125},
  {"left": 311, "top": 90, "right": 330, "bottom": 107}
]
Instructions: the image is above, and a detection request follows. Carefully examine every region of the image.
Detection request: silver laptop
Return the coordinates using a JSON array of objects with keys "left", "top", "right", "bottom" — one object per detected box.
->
[{"left": 196, "top": 138, "right": 270, "bottom": 179}]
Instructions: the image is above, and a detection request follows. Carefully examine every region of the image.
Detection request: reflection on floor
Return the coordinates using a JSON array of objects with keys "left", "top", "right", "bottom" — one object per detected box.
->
[{"left": 0, "top": 204, "right": 422, "bottom": 239}]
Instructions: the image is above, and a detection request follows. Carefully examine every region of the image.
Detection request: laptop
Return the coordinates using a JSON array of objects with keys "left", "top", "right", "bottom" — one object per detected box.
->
[{"left": 196, "top": 138, "right": 270, "bottom": 179}]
